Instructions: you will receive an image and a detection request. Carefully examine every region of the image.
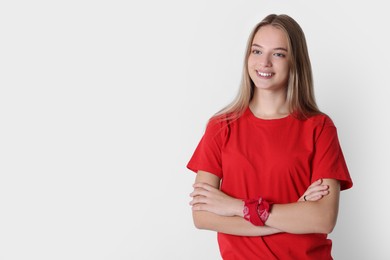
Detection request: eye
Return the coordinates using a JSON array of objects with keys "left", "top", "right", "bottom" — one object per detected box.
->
[
  {"left": 274, "top": 53, "right": 286, "bottom": 58},
  {"left": 251, "top": 49, "right": 261, "bottom": 55}
]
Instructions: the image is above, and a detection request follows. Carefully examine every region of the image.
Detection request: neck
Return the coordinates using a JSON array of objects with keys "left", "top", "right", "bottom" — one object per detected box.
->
[{"left": 249, "top": 89, "right": 289, "bottom": 119}]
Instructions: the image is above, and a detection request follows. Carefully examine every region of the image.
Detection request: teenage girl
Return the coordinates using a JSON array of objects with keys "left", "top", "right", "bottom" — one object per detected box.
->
[{"left": 187, "top": 14, "right": 352, "bottom": 259}]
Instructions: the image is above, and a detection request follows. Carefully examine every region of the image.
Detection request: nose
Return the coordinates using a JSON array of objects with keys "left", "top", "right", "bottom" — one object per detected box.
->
[{"left": 259, "top": 54, "right": 272, "bottom": 67}]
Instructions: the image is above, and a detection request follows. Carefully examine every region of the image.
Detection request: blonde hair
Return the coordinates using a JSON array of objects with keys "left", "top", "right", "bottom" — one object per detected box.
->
[{"left": 214, "top": 14, "right": 321, "bottom": 121}]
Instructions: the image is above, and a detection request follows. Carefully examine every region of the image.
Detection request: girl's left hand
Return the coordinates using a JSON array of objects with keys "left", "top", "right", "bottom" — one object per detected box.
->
[
  {"left": 190, "top": 182, "right": 244, "bottom": 217},
  {"left": 298, "top": 178, "right": 329, "bottom": 202}
]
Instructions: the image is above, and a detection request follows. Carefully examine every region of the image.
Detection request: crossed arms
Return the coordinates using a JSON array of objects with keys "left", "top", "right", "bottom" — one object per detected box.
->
[{"left": 190, "top": 171, "right": 340, "bottom": 236}]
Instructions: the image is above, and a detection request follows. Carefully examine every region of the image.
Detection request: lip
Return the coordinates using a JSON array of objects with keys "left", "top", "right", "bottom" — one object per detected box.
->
[{"left": 256, "top": 70, "right": 274, "bottom": 78}]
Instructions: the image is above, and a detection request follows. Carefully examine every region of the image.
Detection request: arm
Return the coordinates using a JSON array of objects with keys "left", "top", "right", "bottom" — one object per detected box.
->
[
  {"left": 191, "top": 171, "right": 282, "bottom": 236},
  {"left": 191, "top": 175, "right": 334, "bottom": 235},
  {"left": 265, "top": 179, "right": 340, "bottom": 234}
]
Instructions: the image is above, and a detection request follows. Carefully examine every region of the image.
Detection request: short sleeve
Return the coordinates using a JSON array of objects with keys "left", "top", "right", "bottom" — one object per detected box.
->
[
  {"left": 311, "top": 118, "right": 353, "bottom": 190},
  {"left": 186, "top": 118, "right": 227, "bottom": 178}
]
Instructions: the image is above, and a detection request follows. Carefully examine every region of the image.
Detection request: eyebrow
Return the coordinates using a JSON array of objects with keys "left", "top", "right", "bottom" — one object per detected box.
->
[{"left": 252, "top": 43, "right": 288, "bottom": 52}]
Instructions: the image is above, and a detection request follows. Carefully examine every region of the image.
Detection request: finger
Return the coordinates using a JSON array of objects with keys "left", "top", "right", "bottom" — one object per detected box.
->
[
  {"left": 308, "top": 178, "right": 323, "bottom": 189},
  {"left": 308, "top": 190, "right": 329, "bottom": 198},
  {"left": 298, "top": 194, "right": 308, "bottom": 202},
  {"left": 300, "top": 190, "right": 329, "bottom": 202},
  {"left": 306, "top": 194, "right": 324, "bottom": 201},
  {"left": 306, "top": 184, "right": 329, "bottom": 193},
  {"left": 189, "top": 195, "right": 207, "bottom": 206},
  {"left": 304, "top": 185, "right": 329, "bottom": 195},
  {"left": 192, "top": 182, "right": 216, "bottom": 191},
  {"left": 192, "top": 203, "right": 209, "bottom": 212},
  {"left": 189, "top": 187, "right": 209, "bottom": 197},
  {"left": 306, "top": 195, "right": 320, "bottom": 201}
]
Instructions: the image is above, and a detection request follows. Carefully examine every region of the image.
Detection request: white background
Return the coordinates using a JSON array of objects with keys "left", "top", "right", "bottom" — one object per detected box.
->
[{"left": 0, "top": 1, "right": 389, "bottom": 259}]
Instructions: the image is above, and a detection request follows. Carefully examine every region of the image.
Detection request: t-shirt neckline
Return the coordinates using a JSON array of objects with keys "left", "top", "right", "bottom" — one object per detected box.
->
[{"left": 245, "top": 107, "right": 292, "bottom": 125}]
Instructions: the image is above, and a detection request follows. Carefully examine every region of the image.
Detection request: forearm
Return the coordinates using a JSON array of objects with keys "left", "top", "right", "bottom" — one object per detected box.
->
[
  {"left": 265, "top": 202, "right": 335, "bottom": 234},
  {"left": 265, "top": 179, "right": 340, "bottom": 234},
  {"left": 193, "top": 211, "right": 282, "bottom": 236},
  {"left": 191, "top": 173, "right": 338, "bottom": 235}
]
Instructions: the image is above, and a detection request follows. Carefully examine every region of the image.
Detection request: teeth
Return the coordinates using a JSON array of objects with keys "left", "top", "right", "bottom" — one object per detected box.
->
[{"left": 258, "top": 71, "right": 272, "bottom": 77}]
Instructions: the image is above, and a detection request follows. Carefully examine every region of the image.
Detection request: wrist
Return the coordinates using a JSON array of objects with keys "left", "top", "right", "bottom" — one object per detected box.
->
[
  {"left": 243, "top": 197, "right": 273, "bottom": 226},
  {"left": 235, "top": 199, "right": 245, "bottom": 217}
]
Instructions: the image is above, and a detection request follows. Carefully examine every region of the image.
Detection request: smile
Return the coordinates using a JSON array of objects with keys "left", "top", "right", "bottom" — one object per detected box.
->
[{"left": 256, "top": 71, "right": 274, "bottom": 77}]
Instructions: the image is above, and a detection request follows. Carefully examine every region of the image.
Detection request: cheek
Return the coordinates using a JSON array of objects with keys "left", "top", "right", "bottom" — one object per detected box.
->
[
  {"left": 247, "top": 60, "right": 254, "bottom": 74},
  {"left": 247, "top": 56, "right": 256, "bottom": 68},
  {"left": 279, "top": 63, "right": 290, "bottom": 76},
  {"left": 247, "top": 62, "right": 257, "bottom": 79}
]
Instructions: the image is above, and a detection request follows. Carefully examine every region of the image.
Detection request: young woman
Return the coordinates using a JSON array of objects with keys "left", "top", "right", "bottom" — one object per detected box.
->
[{"left": 187, "top": 14, "right": 353, "bottom": 259}]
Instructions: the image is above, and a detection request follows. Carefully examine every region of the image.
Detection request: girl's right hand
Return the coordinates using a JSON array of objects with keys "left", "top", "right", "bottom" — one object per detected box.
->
[{"left": 298, "top": 179, "right": 329, "bottom": 202}]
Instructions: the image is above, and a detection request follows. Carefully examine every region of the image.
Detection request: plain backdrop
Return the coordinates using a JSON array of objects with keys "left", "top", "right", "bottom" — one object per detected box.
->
[{"left": 1, "top": 1, "right": 389, "bottom": 259}]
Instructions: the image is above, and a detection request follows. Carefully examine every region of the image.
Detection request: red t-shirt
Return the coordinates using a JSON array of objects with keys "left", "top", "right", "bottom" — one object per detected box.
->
[{"left": 187, "top": 107, "right": 353, "bottom": 260}]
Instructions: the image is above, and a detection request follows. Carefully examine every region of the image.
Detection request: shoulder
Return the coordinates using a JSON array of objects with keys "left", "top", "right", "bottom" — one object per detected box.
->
[
  {"left": 305, "top": 113, "right": 335, "bottom": 128},
  {"left": 204, "top": 110, "right": 245, "bottom": 141},
  {"left": 293, "top": 113, "right": 337, "bottom": 141},
  {"left": 202, "top": 114, "right": 230, "bottom": 140},
  {"left": 303, "top": 113, "right": 341, "bottom": 143}
]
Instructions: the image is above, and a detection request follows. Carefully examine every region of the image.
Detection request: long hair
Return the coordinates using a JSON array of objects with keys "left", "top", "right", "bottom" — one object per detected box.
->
[{"left": 214, "top": 14, "right": 321, "bottom": 121}]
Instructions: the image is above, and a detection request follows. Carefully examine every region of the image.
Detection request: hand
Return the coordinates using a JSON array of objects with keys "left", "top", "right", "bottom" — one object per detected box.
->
[
  {"left": 189, "top": 182, "right": 244, "bottom": 217},
  {"left": 298, "top": 179, "right": 329, "bottom": 202}
]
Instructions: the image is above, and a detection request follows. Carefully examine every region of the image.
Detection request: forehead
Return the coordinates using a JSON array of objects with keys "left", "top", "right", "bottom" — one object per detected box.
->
[{"left": 252, "top": 25, "right": 288, "bottom": 49}]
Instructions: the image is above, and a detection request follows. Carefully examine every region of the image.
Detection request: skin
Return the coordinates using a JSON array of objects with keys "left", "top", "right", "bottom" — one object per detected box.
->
[
  {"left": 190, "top": 25, "right": 341, "bottom": 235},
  {"left": 248, "top": 25, "right": 290, "bottom": 119},
  {"left": 190, "top": 171, "right": 331, "bottom": 236}
]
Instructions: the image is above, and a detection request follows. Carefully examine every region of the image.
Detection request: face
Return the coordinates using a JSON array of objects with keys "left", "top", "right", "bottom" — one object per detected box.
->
[{"left": 247, "top": 25, "right": 290, "bottom": 92}]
